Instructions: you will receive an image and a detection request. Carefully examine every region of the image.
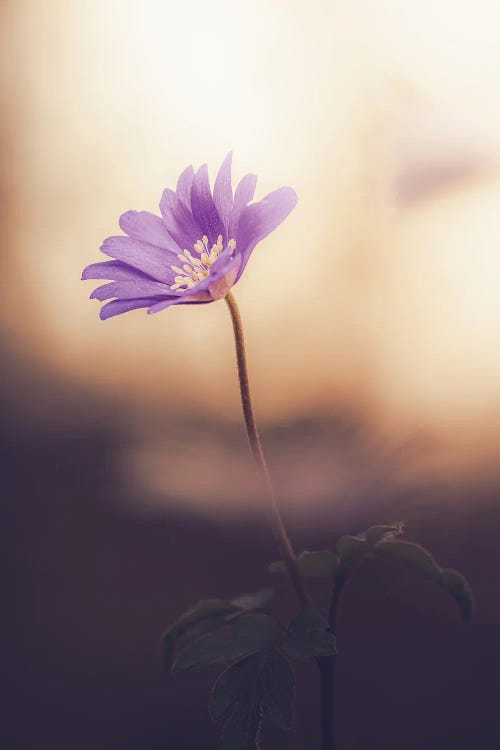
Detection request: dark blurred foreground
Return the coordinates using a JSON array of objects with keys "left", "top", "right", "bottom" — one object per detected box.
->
[{"left": 2, "top": 349, "right": 499, "bottom": 750}]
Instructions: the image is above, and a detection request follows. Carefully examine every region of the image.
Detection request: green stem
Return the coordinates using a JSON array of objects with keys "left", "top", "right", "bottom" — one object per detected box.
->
[
  {"left": 224, "top": 291, "right": 311, "bottom": 611},
  {"left": 317, "top": 656, "right": 335, "bottom": 750},
  {"left": 319, "top": 572, "right": 346, "bottom": 750}
]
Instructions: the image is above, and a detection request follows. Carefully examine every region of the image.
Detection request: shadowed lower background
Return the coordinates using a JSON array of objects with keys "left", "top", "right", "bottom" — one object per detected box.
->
[{"left": 1, "top": 0, "right": 499, "bottom": 748}]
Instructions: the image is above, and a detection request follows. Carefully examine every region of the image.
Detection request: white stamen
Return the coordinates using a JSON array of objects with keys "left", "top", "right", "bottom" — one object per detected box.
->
[{"left": 169, "top": 236, "right": 236, "bottom": 293}]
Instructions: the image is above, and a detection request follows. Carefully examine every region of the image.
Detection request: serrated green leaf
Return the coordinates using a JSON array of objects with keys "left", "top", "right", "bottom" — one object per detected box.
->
[
  {"left": 220, "top": 700, "right": 262, "bottom": 750},
  {"left": 269, "top": 550, "right": 338, "bottom": 578},
  {"left": 365, "top": 522, "right": 404, "bottom": 546},
  {"left": 210, "top": 655, "right": 262, "bottom": 722},
  {"left": 173, "top": 614, "right": 281, "bottom": 672},
  {"left": 336, "top": 534, "right": 367, "bottom": 573},
  {"left": 260, "top": 650, "right": 295, "bottom": 729},
  {"left": 211, "top": 650, "right": 295, "bottom": 749},
  {"left": 374, "top": 540, "right": 443, "bottom": 583},
  {"left": 442, "top": 568, "right": 473, "bottom": 623},
  {"left": 286, "top": 611, "right": 337, "bottom": 660}
]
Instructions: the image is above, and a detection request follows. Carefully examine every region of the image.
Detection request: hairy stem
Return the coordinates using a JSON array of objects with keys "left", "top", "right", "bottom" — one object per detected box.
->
[{"left": 224, "top": 291, "right": 310, "bottom": 611}]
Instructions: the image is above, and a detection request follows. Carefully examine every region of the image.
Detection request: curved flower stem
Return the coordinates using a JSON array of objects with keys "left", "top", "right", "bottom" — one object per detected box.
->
[
  {"left": 318, "top": 572, "right": 346, "bottom": 750},
  {"left": 224, "top": 291, "right": 311, "bottom": 611}
]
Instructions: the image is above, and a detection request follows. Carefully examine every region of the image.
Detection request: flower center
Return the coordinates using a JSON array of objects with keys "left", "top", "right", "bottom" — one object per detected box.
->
[{"left": 170, "top": 235, "right": 236, "bottom": 292}]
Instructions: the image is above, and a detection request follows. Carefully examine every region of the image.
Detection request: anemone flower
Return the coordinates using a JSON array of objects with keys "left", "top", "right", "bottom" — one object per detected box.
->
[
  {"left": 82, "top": 153, "right": 310, "bottom": 734},
  {"left": 82, "top": 153, "right": 297, "bottom": 319}
]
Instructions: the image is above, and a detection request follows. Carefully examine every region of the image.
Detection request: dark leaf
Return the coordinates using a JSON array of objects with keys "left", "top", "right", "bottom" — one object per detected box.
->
[
  {"left": 365, "top": 522, "right": 404, "bottom": 546},
  {"left": 173, "top": 614, "right": 281, "bottom": 671},
  {"left": 212, "top": 650, "right": 295, "bottom": 749},
  {"left": 260, "top": 650, "right": 295, "bottom": 729},
  {"left": 269, "top": 550, "right": 337, "bottom": 578},
  {"left": 442, "top": 568, "right": 473, "bottom": 623},
  {"left": 231, "top": 589, "right": 274, "bottom": 613},
  {"left": 210, "top": 655, "right": 263, "bottom": 722},
  {"left": 220, "top": 700, "right": 262, "bottom": 750},
  {"left": 162, "top": 589, "right": 274, "bottom": 669},
  {"left": 286, "top": 611, "right": 337, "bottom": 660},
  {"left": 162, "top": 599, "right": 238, "bottom": 666},
  {"left": 336, "top": 534, "right": 367, "bottom": 573},
  {"left": 375, "top": 540, "right": 473, "bottom": 622},
  {"left": 374, "top": 540, "right": 443, "bottom": 583}
]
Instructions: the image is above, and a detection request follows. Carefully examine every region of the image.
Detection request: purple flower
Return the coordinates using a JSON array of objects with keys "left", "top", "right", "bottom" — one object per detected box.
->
[{"left": 82, "top": 153, "right": 297, "bottom": 319}]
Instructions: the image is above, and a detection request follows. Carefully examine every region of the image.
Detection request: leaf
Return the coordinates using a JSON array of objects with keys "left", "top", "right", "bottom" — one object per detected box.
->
[
  {"left": 442, "top": 568, "right": 473, "bottom": 623},
  {"left": 220, "top": 700, "right": 262, "bottom": 750},
  {"left": 210, "top": 655, "right": 262, "bottom": 722},
  {"left": 231, "top": 589, "right": 274, "bottom": 613},
  {"left": 162, "top": 599, "right": 238, "bottom": 666},
  {"left": 374, "top": 540, "right": 473, "bottom": 622},
  {"left": 260, "top": 650, "right": 295, "bottom": 729},
  {"left": 365, "top": 522, "right": 404, "bottom": 546},
  {"left": 173, "top": 614, "right": 281, "bottom": 671},
  {"left": 286, "top": 611, "right": 337, "bottom": 660},
  {"left": 336, "top": 535, "right": 367, "bottom": 574},
  {"left": 269, "top": 550, "right": 338, "bottom": 578},
  {"left": 211, "top": 650, "right": 295, "bottom": 749},
  {"left": 374, "top": 540, "right": 443, "bottom": 584},
  {"left": 162, "top": 589, "right": 274, "bottom": 669}
]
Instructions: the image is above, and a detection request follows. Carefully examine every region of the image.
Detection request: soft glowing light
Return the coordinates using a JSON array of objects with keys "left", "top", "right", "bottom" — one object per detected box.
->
[{"left": 1, "top": 0, "right": 499, "bottom": 479}]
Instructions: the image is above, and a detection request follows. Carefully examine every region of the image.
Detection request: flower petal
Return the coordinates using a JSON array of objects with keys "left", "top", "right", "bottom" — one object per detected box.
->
[
  {"left": 235, "top": 186, "right": 298, "bottom": 279},
  {"left": 160, "top": 188, "right": 202, "bottom": 251},
  {"left": 147, "top": 292, "right": 211, "bottom": 314},
  {"left": 119, "top": 210, "right": 178, "bottom": 252},
  {"left": 176, "top": 165, "right": 195, "bottom": 207},
  {"left": 150, "top": 247, "right": 241, "bottom": 313},
  {"left": 100, "top": 236, "right": 177, "bottom": 283},
  {"left": 213, "top": 152, "right": 233, "bottom": 233},
  {"left": 100, "top": 297, "right": 170, "bottom": 320},
  {"left": 90, "top": 279, "right": 174, "bottom": 301},
  {"left": 82, "top": 260, "right": 156, "bottom": 282},
  {"left": 190, "top": 164, "right": 226, "bottom": 246},
  {"left": 207, "top": 253, "right": 240, "bottom": 300},
  {"left": 228, "top": 173, "right": 257, "bottom": 240}
]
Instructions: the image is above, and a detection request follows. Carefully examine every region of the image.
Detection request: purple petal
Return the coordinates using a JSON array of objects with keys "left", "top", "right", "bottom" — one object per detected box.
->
[
  {"left": 149, "top": 247, "right": 241, "bottom": 313},
  {"left": 228, "top": 173, "right": 257, "bottom": 240},
  {"left": 207, "top": 253, "right": 240, "bottom": 300},
  {"left": 118, "top": 211, "right": 179, "bottom": 252},
  {"left": 213, "top": 152, "right": 233, "bottom": 233},
  {"left": 100, "top": 297, "right": 169, "bottom": 320},
  {"left": 82, "top": 260, "right": 157, "bottom": 282},
  {"left": 100, "top": 236, "right": 177, "bottom": 283},
  {"left": 90, "top": 279, "right": 174, "bottom": 301},
  {"left": 147, "top": 292, "right": 211, "bottom": 314},
  {"left": 90, "top": 283, "right": 117, "bottom": 301},
  {"left": 235, "top": 186, "right": 298, "bottom": 279},
  {"left": 176, "top": 165, "right": 195, "bottom": 208},
  {"left": 160, "top": 188, "right": 202, "bottom": 251},
  {"left": 190, "top": 164, "right": 226, "bottom": 246},
  {"left": 194, "top": 246, "right": 241, "bottom": 300}
]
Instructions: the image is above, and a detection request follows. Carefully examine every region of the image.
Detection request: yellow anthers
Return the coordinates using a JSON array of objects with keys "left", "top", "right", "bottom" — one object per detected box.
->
[{"left": 170, "top": 235, "right": 236, "bottom": 292}]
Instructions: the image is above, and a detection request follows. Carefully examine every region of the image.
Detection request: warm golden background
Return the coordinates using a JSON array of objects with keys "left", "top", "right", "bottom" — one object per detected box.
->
[{"left": 1, "top": 0, "right": 499, "bottom": 516}]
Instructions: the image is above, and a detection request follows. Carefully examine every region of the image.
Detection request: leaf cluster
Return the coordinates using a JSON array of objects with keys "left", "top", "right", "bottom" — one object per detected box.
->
[
  {"left": 270, "top": 521, "right": 473, "bottom": 622},
  {"left": 161, "top": 590, "right": 335, "bottom": 749}
]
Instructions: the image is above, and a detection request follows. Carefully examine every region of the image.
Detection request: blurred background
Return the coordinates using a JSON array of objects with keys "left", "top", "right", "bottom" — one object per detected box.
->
[{"left": 1, "top": 0, "right": 499, "bottom": 748}]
